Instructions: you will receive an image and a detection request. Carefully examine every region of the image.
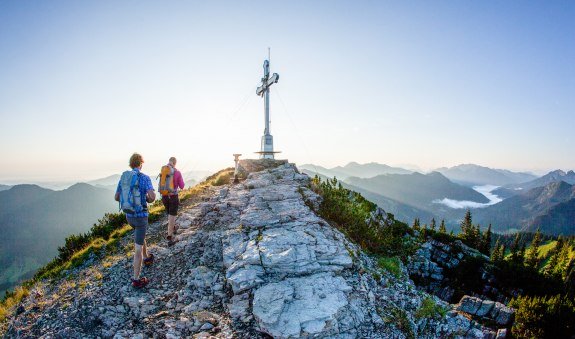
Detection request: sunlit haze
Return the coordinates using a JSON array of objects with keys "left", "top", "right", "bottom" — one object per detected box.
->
[{"left": 1, "top": 1, "right": 574, "bottom": 182}]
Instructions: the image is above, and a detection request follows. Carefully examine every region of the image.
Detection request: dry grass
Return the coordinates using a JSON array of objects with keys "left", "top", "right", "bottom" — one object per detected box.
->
[{"left": 0, "top": 287, "right": 30, "bottom": 322}]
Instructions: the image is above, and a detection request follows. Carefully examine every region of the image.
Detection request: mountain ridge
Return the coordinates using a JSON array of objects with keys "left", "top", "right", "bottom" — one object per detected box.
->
[
  {"left": 2, "top": 161, "right": 509, "bottom": 338},
  {"left": 435, "top": 164, "right": 537, "bottom": 186},
  {"left": 475, "top": 181, "right": 575, "bottom": 234}
]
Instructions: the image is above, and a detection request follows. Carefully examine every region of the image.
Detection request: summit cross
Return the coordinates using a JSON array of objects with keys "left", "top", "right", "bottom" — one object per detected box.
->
[{"left": 255, "top": 58, "right": 280, "bottom": 159}]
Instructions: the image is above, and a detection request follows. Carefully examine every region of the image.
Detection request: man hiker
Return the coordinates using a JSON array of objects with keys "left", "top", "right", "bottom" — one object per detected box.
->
[
  {"left": 115, "top": 153, "right": 155, "bottom": 288},
  {"left": 158, "top": 156, "right": 185, "bottom": 246}
]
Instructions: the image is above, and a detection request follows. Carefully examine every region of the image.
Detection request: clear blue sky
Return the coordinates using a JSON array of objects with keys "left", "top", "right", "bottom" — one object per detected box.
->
[{"left": 1, "top": 1, "right": 573, "bottom": 181}]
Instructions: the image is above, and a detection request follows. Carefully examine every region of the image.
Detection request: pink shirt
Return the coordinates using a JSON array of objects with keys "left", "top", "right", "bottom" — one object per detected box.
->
[{"left": 173, "top": 168, "right": 185, "bottom": 191}]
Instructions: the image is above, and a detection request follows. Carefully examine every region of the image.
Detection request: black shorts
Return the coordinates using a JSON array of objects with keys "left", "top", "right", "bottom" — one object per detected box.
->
[{"left": 162, "top": 194, "right": 179, "bottom": 216}]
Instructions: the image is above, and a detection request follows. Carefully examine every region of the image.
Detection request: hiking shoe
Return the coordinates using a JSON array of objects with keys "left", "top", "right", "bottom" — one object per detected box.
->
[
  {"left": 132, "top": 277, "right": 149, "bottom": 289},
  {"left": 143, "top": 254, "right": 154, "bottom": 266},
  {"left": 167, "top": 235, "right": 177, "bottom": 247}
]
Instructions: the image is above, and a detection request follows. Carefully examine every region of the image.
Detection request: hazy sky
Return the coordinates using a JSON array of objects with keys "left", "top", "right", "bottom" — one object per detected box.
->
[{"left": 1, "top": 1, "right": 574, "bottom": 181}]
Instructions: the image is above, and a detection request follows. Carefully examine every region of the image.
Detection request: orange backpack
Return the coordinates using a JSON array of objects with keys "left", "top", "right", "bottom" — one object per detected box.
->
[{"left": 158, "top": 165, "right": 175, "bottom": 196}]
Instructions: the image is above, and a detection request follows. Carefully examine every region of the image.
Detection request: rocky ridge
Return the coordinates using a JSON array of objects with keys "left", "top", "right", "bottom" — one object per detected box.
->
[{"left": 4, "top": 161, "right": 508, "bottom": 338}]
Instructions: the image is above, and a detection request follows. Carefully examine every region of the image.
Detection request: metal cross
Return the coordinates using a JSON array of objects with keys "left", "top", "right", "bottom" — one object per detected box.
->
[{"left": 256, "top": 58, "right": 279, "bottom": 159}]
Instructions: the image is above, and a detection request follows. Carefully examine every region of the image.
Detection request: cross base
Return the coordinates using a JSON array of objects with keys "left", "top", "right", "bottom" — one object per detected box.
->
[{"left": 254, "top": 151, "right": 282, "bottom": 159}]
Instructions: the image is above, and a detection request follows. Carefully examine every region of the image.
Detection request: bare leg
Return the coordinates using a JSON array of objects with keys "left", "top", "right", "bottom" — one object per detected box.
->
[
  {"left": 168, "top": 215, "right": 176, "bottom": 237},
  {"left": 142, "top": 239, "right": 149, "bottom": 258},
  {"left": 133, "top": 244, "right": 143, "bottom": 280}
]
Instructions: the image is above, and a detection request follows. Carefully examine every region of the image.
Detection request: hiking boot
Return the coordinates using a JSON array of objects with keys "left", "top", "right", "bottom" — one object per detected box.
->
[
  {"left": 132, "top": 277, "right": 149, "bottom": 289},
  {"left": 143, "top": 254, "right": 154, "bottom": 266},
  {"left": 167, "top": 235, "right": 177, "bottom": 247}
]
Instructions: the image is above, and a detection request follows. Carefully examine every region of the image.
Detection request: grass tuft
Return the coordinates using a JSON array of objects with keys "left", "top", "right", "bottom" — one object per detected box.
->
[
  {"left": 415, "top": 297, "right": 447, "bottom": 319},
  {"left": 378, "top": 256, "right": 402, "bottom": 278}
]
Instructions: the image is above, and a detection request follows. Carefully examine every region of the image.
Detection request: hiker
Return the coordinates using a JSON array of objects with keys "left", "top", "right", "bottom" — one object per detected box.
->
[
  {"left": 158, "top": 156, "right": 185, "bottom": 246},
  {"left": 115, "top": 153, "right": 156, "bottom": 288}
]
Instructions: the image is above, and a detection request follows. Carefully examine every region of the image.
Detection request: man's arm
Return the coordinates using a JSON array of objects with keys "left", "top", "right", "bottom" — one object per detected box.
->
[
  {"left": 175, "top": 170, "right": 185, "bottom": 189},
  {"left": 144, "top": 176, "right": 156, "bottom": 202},
  {"left": 115, "top": 181, "right": 121, "bottom": 201},
  {"left": 146, "top": 189, "right": 156, "bottom": 203}
]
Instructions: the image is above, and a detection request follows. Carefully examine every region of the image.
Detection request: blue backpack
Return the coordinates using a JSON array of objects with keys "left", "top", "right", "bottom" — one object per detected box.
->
[{"left": 119, "top": 170, "right": 144, "bottom": 214}]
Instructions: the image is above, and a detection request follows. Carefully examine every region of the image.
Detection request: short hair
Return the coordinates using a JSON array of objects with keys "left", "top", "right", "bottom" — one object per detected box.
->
[
  {"left": 169, "top": 157, "right": 177, "bottom": 165},
  {"left": 129, "top": 153, "right": 144, "bottom": 168}
]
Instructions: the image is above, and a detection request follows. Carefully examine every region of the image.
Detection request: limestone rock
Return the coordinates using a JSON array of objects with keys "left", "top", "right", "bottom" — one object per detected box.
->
[{"left": 3, "top": 162, "right": 511, "bottom": 339}]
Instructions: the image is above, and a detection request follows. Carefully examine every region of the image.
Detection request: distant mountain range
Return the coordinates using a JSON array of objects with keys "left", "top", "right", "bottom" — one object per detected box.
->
[
  {"left": 0, "top": 183, "right": 117, "bottom": 295},
  {"left": 0, "top": 184, "right": 11, "bottom": 191},
  {"left": 434, "top": 164, "right": 537, "bottom": 186},
  {"left": 475, "top": 181, "right": 575, "bottom": 235},
  {"left": 300, "top": 162, "right": 411, "bottom": 180},
  {"left": 301, "top": 170, "right": 434, "bottom": 223},
  {"left": 84, "top": 170, "right": 208, "bottom": 191},
  {"left": 346, "top": 172, "right": 489, "bottom": 212},
  {"left": 301, "top": 162, "right": 575, "bottom": 236}
]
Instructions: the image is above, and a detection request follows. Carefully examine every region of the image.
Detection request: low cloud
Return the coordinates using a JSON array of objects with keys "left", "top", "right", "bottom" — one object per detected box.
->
[{"left": 433, "top": 185, "right": 503, "bottom": 209}]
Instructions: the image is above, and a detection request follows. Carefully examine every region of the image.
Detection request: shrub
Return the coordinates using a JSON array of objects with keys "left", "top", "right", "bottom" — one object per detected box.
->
[
  {"left": 509, "top": 294, "right": 575, "bottom": 338},
  {"left": 90, "top": 213, "right": 125, "bottom": 240},
  {"left": 389, "top": 307, "right": 414, "bottom": 339},
  {"left": 444, "top": 256, "right": 486, "bottom": 302},
  {"left": 311, "top": 176, "right": 414, "bottom": 259}
]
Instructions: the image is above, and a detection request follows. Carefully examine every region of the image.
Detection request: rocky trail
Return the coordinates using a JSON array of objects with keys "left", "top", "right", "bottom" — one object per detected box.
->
[{"left": 4, "top": 161, "right": 508, "bottom": 338}]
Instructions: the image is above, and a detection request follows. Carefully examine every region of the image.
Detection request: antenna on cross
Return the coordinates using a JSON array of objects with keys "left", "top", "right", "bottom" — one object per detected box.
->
[{"left": 255, "top": 50, "right": 281, "bottom": 159}]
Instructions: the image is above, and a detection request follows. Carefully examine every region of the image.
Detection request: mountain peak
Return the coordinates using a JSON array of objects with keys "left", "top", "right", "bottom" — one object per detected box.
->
[
  {"left": 343, "top": 161, "right": 361, "bottom": 168},
  {"left": 548, "top": 169, "right": 567, "bottom": 176},
  {"left": 4, "top": 161, "right": 504, "bottom": 338}
]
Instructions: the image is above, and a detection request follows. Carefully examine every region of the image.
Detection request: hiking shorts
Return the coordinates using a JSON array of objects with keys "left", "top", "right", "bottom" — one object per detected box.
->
[
  {"left": 126, "top": 216, "right": 147, "bottom": 246},
  {"left": 162, "top": 194, "right": 179, "bottom": 216}
]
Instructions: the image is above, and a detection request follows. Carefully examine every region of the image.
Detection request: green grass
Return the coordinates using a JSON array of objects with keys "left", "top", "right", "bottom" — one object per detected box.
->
[
  {"left": 378, "top": 256, "right": 402, "bottom": 278},
  {"left": 538, "top": 241, "right": 557, "bottom": 258},
  {"left": 415, "top": 297, "right": 447, "bottom": 319}
]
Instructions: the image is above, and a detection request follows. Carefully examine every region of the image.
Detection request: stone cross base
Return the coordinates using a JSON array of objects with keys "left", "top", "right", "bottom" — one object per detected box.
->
[{"left": 238, "top": 159, "right": 289, "bottom": 176}]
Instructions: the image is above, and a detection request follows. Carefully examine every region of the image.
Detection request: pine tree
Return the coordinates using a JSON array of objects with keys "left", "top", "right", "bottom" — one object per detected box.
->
[
  {"left": 412, "top": 218, "right": 420, "bottom": 232},
  {"left": 525, "top": 228, "right": 542, "bottom": 270},
  {"left": 510, "top": 233, "right": 521, "bottom": 264},
  {"left": 564, "top": 259, "right": 575, "bottom": 297},
  {"left": 430, "top": 218, "right": 436, "bottom": 231},
  {"left": 439, "top": 219, "right": 447, "bottom": 234},
  {"left": 519, "top": 242, "right": 526, "bottom": 265},
  {"left": 491, "top": 238, "right": 502, "bottom": 262},
  {"left": 472, "top": 224, "right": 482, "bottom": 248},
  {"left": 460, "top": 210, "right": 473, "bottom": 238},
  {"left": 481, "top": 224, "right": 492, "bottom": 255},
  {"left": 546, "top": 248, "right": 560, "bottom": 276}
]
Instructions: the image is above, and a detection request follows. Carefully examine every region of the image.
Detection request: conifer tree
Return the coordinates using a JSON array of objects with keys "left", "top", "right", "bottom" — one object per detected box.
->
[
  {"left": 491, "top": 238, "right": 503, "bottom": 262},
  {"left": 472, "top": 224, "right": 481, "bottom": 248},
  {"left": 510, "top": 233, "right": 521, "bottom": 264},
  {"left": 481, "top": 224, "right": 492, "bottom": 255},
  {"left": 525, "top": 228, "right": 542, "bottom": 270},
  {"left": 460, "top": 210, "right": 472, "bottom": 238},
  {"left": 412, "top": 218, "right": 420, "bottom": 232},
  {"left": 519, "top": 242, "right": 526, "bottom": 264},
  {"left": 564, "top": 259, "right": 575, "bottom": 297},
  {"left": 439, "top": 219, "right": 447, "bottom": 234},
  {"left": 430, "top": 218, "right": 436, "bottom": 231},
  {"left": 546, "top": 248, "right": 560, "bottom": 277}
]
